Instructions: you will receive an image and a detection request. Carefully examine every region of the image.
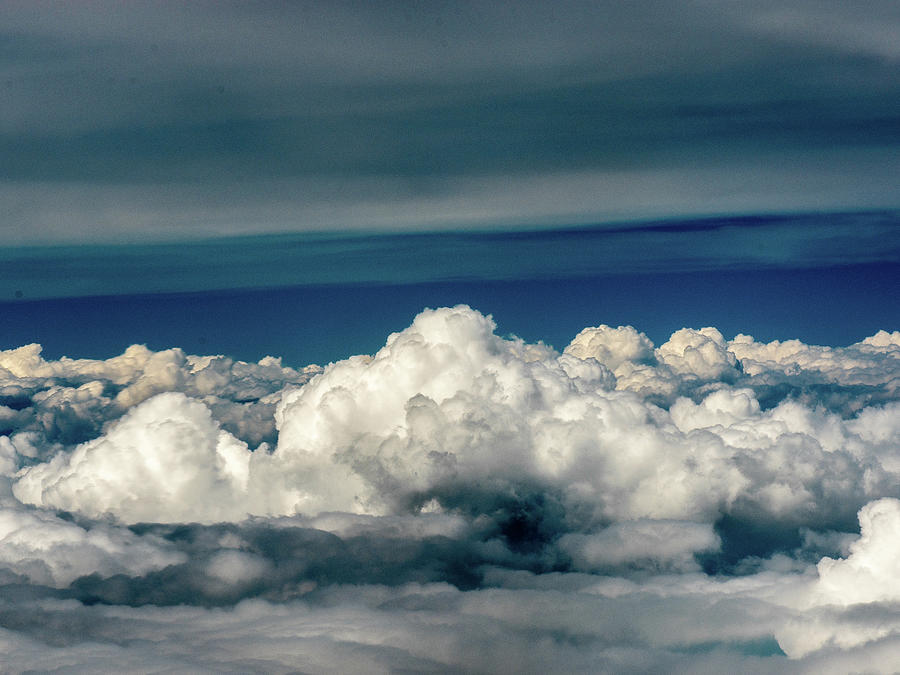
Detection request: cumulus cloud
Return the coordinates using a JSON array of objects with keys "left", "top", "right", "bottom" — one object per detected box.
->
[
  {"left": 814, "top": 499, "right": 900, "bottom": 607},
  {"left": 12, "top": 392, "right": 256, "bottom": 524},
  {"left": 9, "top": 306, "right": 900, "bottom": 531},
  {"left": 559, "top": 520, "right": 720, "bottom": 572},
  {"left": 0, "top": 487, "right": 184, "bottom": 587},
  {"left": 2, "top": 305, "right": 900, "bottom": 671},
  {"left": 564, "top": 323, "right": 656, "bottom": 371},
  {"left": 0, "top": 342, "right": 319, "bottom": 461},
  {"left": 729, "top": 329, "right": 900, "bottom": 385}
]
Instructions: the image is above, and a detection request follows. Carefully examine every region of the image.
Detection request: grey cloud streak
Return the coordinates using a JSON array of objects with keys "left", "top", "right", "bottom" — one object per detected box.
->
[
  {"left": 1, "top": 1, "right": 898, "bottom": 241},
  {"left": 4, "top": 211, "right": 899, "bottom": 299},
  {"left": 1, "top": 306, "right": 900, "bottom": 671}
]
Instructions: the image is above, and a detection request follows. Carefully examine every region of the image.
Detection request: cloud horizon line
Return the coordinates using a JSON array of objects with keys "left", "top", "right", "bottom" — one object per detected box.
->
[{"left": 3, "top": 209, "right": 899, "bottom": 303}]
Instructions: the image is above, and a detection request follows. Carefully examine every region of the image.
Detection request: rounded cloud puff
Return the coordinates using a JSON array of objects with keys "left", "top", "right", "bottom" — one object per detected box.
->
[
  {"left": 13, "top": 392, "right": 255, "bottom": 523},
  {"left": 815, "top": 498, "right": 900, "bottom": 606},
  {"left": 564, "top": 324, "right": 656, "bottom": 371},
  {"left": 656, "top": 326, "right": 740, "bottom": 381},
  {"left": 775, "top": 499, "right": 900, "bottom": 659},
  {"left": 0, "top": 502, "right": 185, "bottom": 586},
  {"left": 270, "top": 306, "right": 751, "bottom": 522}
]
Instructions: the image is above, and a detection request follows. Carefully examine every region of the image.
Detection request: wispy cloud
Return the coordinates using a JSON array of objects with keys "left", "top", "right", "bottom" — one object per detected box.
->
[
  {"left": 1, "top": 1, "right": 898, "bottom": 241},
  {"left": 3, "top": 211, "right": 899, "bottom": 299}
]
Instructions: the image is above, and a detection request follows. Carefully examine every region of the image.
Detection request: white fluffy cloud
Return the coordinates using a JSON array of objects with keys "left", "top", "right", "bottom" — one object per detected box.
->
[
  {"left": 2, "top": 306, "right": 900, "bottom": 671},
  {"left": 9, "top": 307, "right": 900, "bottom": 532},
  {"left": 814, "top": 499, "right": 900, "bottom": 607},
  {"left": 12, "top": 392, "right": 257, "bottom": 523},
  {"left": 0, "top": 486, "right": 184, "bottom": 587}
]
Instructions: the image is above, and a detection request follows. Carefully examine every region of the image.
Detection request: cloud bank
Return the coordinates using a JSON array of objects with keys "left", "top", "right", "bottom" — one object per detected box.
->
[{"left": 2, "top": 306, "right": 900, "bottom": 671}]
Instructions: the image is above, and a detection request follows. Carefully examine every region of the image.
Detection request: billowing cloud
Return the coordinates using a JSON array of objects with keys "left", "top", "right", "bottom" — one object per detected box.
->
[
  {"left": 814, "top": 499, "right": 900, "bottom": 607},
  {"left": 0, "top": 497, "right": 184, "bottom": 588},
  {"left": 1, "top": 305, "right": 900, "bottom": 671},
  {"left": 12, "top": 392, "right": 256, "bottom": 523},
  {"left": 8, "top": 306, "right": 900, "bottom": 531},
  {"left": 0, "top": 342, "right": 318, "bottom": 458}
]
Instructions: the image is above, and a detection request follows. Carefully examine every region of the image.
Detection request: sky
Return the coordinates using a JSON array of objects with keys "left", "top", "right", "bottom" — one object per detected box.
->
[
  {"left": 1, "top": 0, "right": 899, "bottom": 243},
  {"left": 3, "top": 2, "right": 900, "bottom": 673}
]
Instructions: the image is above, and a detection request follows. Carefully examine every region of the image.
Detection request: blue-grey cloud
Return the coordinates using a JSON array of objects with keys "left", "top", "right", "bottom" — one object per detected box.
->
[
  {"left": 2, "top": 211, "right": 899, "bottom": 301},
  {"left": 1, "top": 1, "right": 898, "bottom": 242}
]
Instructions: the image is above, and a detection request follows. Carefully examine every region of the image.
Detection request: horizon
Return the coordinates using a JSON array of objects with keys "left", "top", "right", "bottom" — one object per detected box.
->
[{"left": 3, "top": 209, "right": 899, "bottom": 367}]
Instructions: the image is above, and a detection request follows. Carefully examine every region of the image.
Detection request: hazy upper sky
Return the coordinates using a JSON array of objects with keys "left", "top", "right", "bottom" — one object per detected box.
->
[{"left": 3, "top": 0, "right": 899, "bottom": 243}]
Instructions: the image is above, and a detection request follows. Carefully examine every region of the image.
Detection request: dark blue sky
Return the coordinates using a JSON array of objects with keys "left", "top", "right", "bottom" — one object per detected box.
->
[
  {"left": 3, "top": 213, "right": 898, "bottom": 365},
  {"left": 3, "top": 262, "right": 898, "bottom": 366}
]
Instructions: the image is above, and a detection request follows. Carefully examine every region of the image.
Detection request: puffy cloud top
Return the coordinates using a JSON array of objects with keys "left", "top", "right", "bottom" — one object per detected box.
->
[
  {"left": 815, "top": 499, "right": 900, "bottom": 606},
  {"left": 3, "top": 306, "right": 900, "bottom": 672},
  {"left": 13, "top": 392, "right": 254, "bottom": 523},
  {"left": 8, "top": 306, "right": 900, "bottom": 533},
  {"left": 564, "top": 324, "right": 656, "bottom": 371}
]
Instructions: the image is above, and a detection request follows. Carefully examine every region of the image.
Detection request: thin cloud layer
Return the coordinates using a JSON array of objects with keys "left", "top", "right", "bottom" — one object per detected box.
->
[
  {"left": 2, "top": 2, "right": 898, "bottom": 242},
  {"left": 2, "top": 306, "right": 900, "bottom": 671}
]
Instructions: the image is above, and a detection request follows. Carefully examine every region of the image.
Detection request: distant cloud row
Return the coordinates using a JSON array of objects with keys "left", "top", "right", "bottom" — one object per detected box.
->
[{"left": 5, "top": 211, "right": 900, "bottom": 300}]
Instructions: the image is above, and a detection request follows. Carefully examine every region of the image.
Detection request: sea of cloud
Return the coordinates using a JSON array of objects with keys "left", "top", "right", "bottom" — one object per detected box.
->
[{"left": 1, "top": 305, "right": 900, "bottom": 672}]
